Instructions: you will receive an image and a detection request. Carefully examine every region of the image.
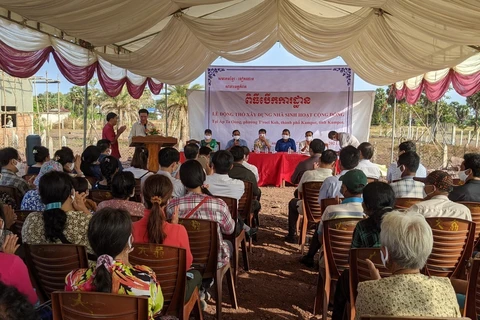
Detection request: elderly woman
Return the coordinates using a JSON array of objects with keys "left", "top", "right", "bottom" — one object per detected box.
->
[{"left": 355, "top": 210, "right": 461, "bottom": 319}]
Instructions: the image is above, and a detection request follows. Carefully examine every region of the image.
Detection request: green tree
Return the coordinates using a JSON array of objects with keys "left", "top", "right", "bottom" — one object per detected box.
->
[
  {"left": 467, "top": 92, "right": 480, "bottom": 132},
  {"left": 372, "top": 88, "right": 387, "bottom": 125},
  {"left": 450, "top": 101, "right": 471, "bottom": 129}
]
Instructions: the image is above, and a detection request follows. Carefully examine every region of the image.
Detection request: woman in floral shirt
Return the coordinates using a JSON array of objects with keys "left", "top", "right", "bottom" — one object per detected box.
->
[{"left": 65, "top": 207, "right": 163, "bottom": 319}]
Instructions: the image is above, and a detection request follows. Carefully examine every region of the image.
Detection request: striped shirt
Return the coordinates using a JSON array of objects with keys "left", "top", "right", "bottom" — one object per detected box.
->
[
  {"left": 317, "top": 198, "right": 365, "bottom": 234},
  {"left": 0, "top": 168, "right": 30, "bottom": 197}
]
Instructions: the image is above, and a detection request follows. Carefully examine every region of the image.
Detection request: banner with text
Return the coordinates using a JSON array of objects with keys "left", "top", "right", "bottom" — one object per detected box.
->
[{"left": 205, "top": 66, "right": 354, "bottom": 150}]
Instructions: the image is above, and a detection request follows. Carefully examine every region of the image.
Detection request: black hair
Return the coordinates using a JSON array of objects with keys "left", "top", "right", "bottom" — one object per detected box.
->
[
  {"left": 328, "top": 131, "right": 337, "bottom": 139},
  {"left": 0, "top": 206, "right": 6, "bottom": 232},
  {"left": 259, "top": 128, "right": 266, "bottom": 134},
  {"left": 398, "top": 151, "right": 420, "bottom": 173},
  {"left": 81, "top": 146, "right": 101, "bottom": 165},
  {"left": 0, "top": 147, "right": 18, "bottom": 166},
  {"left": 54, "top": 147, "right": 74, "bottom": 166},
  {"left": 39, "top": 171, "right": 74, "bottom": 242},
  {"left": 363, "top": 182, "right": 395, "bottom": 229},
  {"left": 88, "top": 208, "right": 132, "bottom": 293},
  {"left": 111, "top": 171, "right": 136, "bottom": 199},
  {"left": 199, "top": 146, "right": 211, "bottom": 156},
  {"left": 184, "top": 143, "right": 199, "bottom": 160},
  {"left": 180, "top": 160, "right": 206, "bottom": 189},
  {"left": 232, "top": 129, "right": 240, "bottom": 135},
  {"left": 158, "top": 147, "right": 180, "bottom": 168},
  {"left": 131, "top": 146, "right": 148, "bottom": 170},
  {"left": 282, "top": 129, "right": 290, "bottom": 135},
  {"left": 464, "top": 153, "right": 480, "bottom": 177},
  {"left": 339, "top": 145, "right": 360, "bottom": 170},
  {"left": 96, "top": 139, "right": 111, "bottom": 153},
  {"left": 230, "top": 146, "right": 245, "bottom": 162},
  {"left": 33, "top": 146, "right": 49, "bottom": 163},
  {"left": 321, "top": 150, "right": 337, "bottom": 164},
  {"left": 143, "top": 175, "right": 173, "bottom": 244},
  {"left": 398, "top": 140, "right": 416, "bottom": 153},
  {"left": 242, "top": 146, "right": 250, "bottom": 157},
  {"left": 204, "top": 129, "right": 212, "bottom": 135},
  {"left": 310, "top": 139, "right": 325, "bottom": 154},
  {"left": 100, "top": 156, "right": 118, "bottom": 185},
  {"left": 358, "top": 142, "right": 374, "bottom": 160},
  {"left": 305, "top": 131, "right": 313, "bottom": 136},
  {"left": 138, "top": 109, "right": 149, "bottom": 115},
  {"left": 72, "top": 177, "right": 89, "bottom": 194},
  {"left": 212, "top": 150, "right": 233, "bottom": 174},
  {"left": 0, "top": 281, "right": 39, "bottom": 320},
  {"left": 106, "top": 112, "right": 117, "bottom": 122}
]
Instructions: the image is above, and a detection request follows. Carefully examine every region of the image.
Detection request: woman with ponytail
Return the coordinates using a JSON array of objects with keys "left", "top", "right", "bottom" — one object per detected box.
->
[{"left": 66, "top": 208, "right": 163, "bottom": 320}]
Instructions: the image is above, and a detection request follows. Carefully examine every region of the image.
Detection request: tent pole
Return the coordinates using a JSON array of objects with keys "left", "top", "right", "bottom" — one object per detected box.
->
[
  {"left": 390, "top": 97, "right": 397, "bottom": 163},
  {"left": 165, "top": 84, "right": 168, "bottom": 136},
  {"left": 83, "top": 84, "right": 88, "bottom": 150}
]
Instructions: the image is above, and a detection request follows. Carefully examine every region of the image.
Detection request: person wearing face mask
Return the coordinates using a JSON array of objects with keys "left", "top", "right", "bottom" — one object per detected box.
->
[
  {"left": 54, "top": 147, "right": 85, "bottom": 178},
  {"left": 156, "top": 147, "right": 186, "bottom": 198},
  {"left": 409, "top": 170, "right": 471, "bottom": 220},
  {"left": 299, "top": 131, "right": 314, "bottom": 154},
  {"left": 386, "top": 140, "right": 427, "bottom": 182},
  {"left": 449, "top": 153, "right": 480, "bottom": 202},
  {"left": 389, "top": 151, "right": 425, "bottom": 199},
  {"left": 80, "top": 145, "right": 102, "bottom": 180},
  {"left": 291, "top": 139, "right": 326, "bottom": 184},
  {"left": 355, "top": 210, "right": 461, "bottom": 319},
  {"left": 275, "top": 129, "right": 296, "bottom": 152},
  {"left": 253, "top": 128, "right": 271, "bottom": 152},
  {"left": 226, "top": 129, "right": 248, "bottom": 150},
  {"left": 97, "top": 139, "right": 123, "bottom": 173},
  {"left": 200, "top": 129, "right": 219, "bottom": 151},
  {"left": 0, "top": 147, "right": 32, "bottom": 197},
  {"left": 97, "top": 171, "right": 144, "bottom": 217},
  {"left": 66, "top": 207, "right": 164, "bottom": 320}
]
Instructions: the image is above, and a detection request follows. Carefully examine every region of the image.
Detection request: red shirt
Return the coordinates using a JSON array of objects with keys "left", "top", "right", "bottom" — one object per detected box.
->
[
  {"left": 0, "top": 253, "right": 38, "bottom": 304},
  {"left": 133, "top": 209, "right": 193, "bottom": 270},
  {"left": 102, "top": 122, "right": 120, "bottom": 159}
]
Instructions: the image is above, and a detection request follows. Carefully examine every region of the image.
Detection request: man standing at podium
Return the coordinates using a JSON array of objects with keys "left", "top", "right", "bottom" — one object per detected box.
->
[
  {"left": 102, "top": 112, "right": 126, "bottom": 160},
  {"left": 128, "top": 109, "right": 157, "bottom": 145}
]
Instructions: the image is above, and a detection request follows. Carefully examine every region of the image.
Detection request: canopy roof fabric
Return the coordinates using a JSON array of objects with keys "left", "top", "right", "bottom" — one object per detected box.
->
[{"left": 1, "top": 0, "right": 479, "bottom": 86}]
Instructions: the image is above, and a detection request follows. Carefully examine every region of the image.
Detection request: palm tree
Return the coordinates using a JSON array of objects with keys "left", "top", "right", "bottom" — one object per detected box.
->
[{"left": 69, "top": 85, "right": 85, "bottom": 117}]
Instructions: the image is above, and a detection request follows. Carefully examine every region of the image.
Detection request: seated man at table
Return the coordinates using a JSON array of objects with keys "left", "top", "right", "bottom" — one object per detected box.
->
[
  {"left": 355, "top": 142, "right": 381, "bottom": 179},
  {"left": 253, "top": 128, "right": 271, "bottom": 152},
  {"left": 285, "top": 149, "right": 336, "bottom": 243},
  {"left": 291, "top": 139, "right": 325, "bottom": 185},
  {"left": 299, "top": 131, "right": 314, "bottom": 154},
  {"left": 226, "top": 129, "right": 248, "bottom": 150},
  {"left": 242, "top": 146, "right": 259, "bottom": 182},
  {"left": 390, "top": 151, "right": 425, "bottom": 199},
  {"left": 328, "top": 131, "right": 360, "bottom": 149},
  {"left": 275, "top": 129, "right": 296, "bottom": 152},
  {"left": 449, "top": 153, "right": 480, "bottom": 202}
]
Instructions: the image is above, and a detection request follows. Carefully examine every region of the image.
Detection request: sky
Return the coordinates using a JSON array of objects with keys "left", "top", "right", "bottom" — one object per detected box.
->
[{"left": 33, "top": 44, "right": 466, "bottom": 104}]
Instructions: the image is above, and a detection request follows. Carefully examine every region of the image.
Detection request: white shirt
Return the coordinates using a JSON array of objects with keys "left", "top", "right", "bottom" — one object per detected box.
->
[
  {"left": 206, "top": 173, "right": 245, "bottom": 201},
  {"left": 409, "top": 195, "right": 472, "bottom": 221},
  {"left": 387, "top": 162, "right": 427, "bottom": 182},
  {"left": 356, "top": 159, "right": 382, "bottom": 179},
  {"left": 338, "top": 132, "right": 360, "bottom": 148},
  {"left": 298, "top": 168, "right": 333, "bottom": 193},
  {"left": 156, "top": 170, "right": 186, "bottom": 198},
  {"left": 242, "top": 161, "right": 259, "bottom": 182},
  {"left": 123, "top": 167, "right": 153, "bottom": 186},
  {"left": 318, "top": 170, "right": 349, "bottom": 202},
  {"left": 128, "top": 121, "right": 156, "bottom": 145},
  {"left": 299, "top": 140, "right": 310, "bottom": 154}
]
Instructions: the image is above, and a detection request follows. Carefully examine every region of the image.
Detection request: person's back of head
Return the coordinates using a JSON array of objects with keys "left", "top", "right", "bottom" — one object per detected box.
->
[
  {"left": 199, "top": 146, "right": 211, "bottom": 157},
  {"left": 328, "top": 131, "right": 337, "bottom": 140},
  {"left": 39, "top": 171, "right": 74, "bottom": 242},
  {"left": 241, "top": 146, "right": 250, "bottom": 159},
  {"left": 212, "top": 150, "right": 234, "bottom": 174},
  {"left": 143, "top": 175, "right": 173, "bottom": 244},
  {"left": 310, "top": 139, "right": 325, "bottom": 154},
  {"left": 111, "top": 171, "right": 136, "bottom": 200},
  {"left": 358, "top": 142, "right": 374, "bottom": 160},
  {"left": 397, "top": 151, "right": 420, "bottom": 175},
  {"left": 464, "top": 153, "right": 480, "bottom": 178},
  {"left": 320, "top": 149, "right": 337, "bottom": 166},
  {"left": 97, "top": 139, "right": 112, "bottom": 154},
  {"left": 131, "top": 146, "right": 148, "bottom": 170},
  {"left": 88, "top": 207, "right": 132, "bottom": 293},
  {"left": 81, "top": 145, "right": 101, "bottom": 165},
  {"left": 425, "top": 170, "right": 453, "bottom": 196},
  {"left": 100, "top": 156, "right": 118, "bottom": 184},
  {"left": 398, "top": 140, "right": 416, "bottom": 153},
  {"left": 339, "top": 169, "right": 367, "bottom": 196},
  {"left": 158, "top": 147, "right": 180, "bottom": 168},
  {"left": 230, "top": 146, "right": 245, "bottom": 162},
  {"left": 0, "top": 147, "right": 18, "bottom": 167},
  {"left": 339, "top": 145, "right": 360, "bottom": 170},
  {"left": 33, "top": 146, "right": 50, "bottom": 163},
  {"left": 54, "top": 147, "right": 74, "bottom": 167},
  {"left": 184, "top": 143, "right": 199, "bottom": 160},
  {"left": 0, "top": 281, "right": 38, "bottom": 320},
  {"left": 363, "top": 182, "right": 395, "bottom": 228},
  {"left": 179, "top": 160, "right": 206, "bottom": 190},
  {"left": 72, "top": 177, "right": 89, "bottom": 194}
]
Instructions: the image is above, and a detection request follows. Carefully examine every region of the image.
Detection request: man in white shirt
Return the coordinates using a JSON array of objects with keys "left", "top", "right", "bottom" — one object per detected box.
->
[
  {"left": 241, "top": 146, "right": 259, "bottom": 182},
  {"left": 156, "top": 147, "right": 185, "bottom": 198},
  {"left": 285, "top": 149, "right": 336, "bottom": 243},
  {"left": 206, "top": 150, "right": 245, "bottom": 202},
  {"left": 390, "top": 151, "right": 425, "bottom": 199},
  {"left": 386, "top": 140, "right": 427, "bottom": 182},
  {"left": 409, "top": 170, "right": 471, "bottom": 221},
  {"left": 355, "top": 142, "right": 381, "bottom": 179},
  {"left": 128, "top": 108, "right": 157, "bottom": 145},
  {"left": 328, "top": 131, "right": 360, "bottom": 148},
  {"left": 299, "top": 131, "right": 314, "bottom": 154}
]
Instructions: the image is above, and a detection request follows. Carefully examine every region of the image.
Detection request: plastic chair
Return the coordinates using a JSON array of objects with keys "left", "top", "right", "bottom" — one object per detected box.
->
[
  {"left": 129, "top": 244, "right": 203, "bottom": 320},
  {"left": 11, "top": 209, "right": 34, "bottom": 242},
  {"left": 424, "top": 217, "right": 475, "bottom": 279},
  {"left": 0, "top": 185, "right": 23, "bottom": 208},
  {"left": 90, "top": 189, "right": 113, "bottom": 204},
  {"left": 298, "top": 181, "right": 323, "bottom": 254},
  {"left": 361, "top": 317, "right": 471, "bottom": 320},
  {"left": 179, "top": 218, "right": 238, "bottom": 320},
  {"left": 130, "top": 215, "right": 142, "bottom": 222},
  {"left": 216, "top": 196, "right": 250, "bottom": 284},
  {"left": 238, "top": 180, "right": 254, "bottom": 251},
  {"left": 394, "top": 197, "right": 422, "bottom": 209},
  {"left": 25, "top": 244, "right": 89, "bottom": 302},
  {"left": 366, "top": 178, "right": 378, "bottom": 183},
  {"left": 349, "top": 248, "right": 392, "bottom": 320},
  {"left": 458, "top": 202, "right": 480, "bottom": 246},
  {"left": 51, "top": 291, "right": 149, "bottom": 320},
  {"left": 464, "top": 258, "right": 480, "bottom": 319},
  {"left": 22, "top": 174, "right": 37, "bottom": 183},
  {"left": 314, "top": 217, "right": 362, "bottom": 318},
  {"left": 84, "top": 176, "right": 97, "bottom": 187},
  {"left": 133, "top": 178, "right": 142, "bottom": 202}
]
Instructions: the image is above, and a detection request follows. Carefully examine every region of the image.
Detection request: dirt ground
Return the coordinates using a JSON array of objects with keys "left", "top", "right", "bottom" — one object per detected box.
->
[{"left": 202, "top": 186, "right": 322, "bottom": 320}]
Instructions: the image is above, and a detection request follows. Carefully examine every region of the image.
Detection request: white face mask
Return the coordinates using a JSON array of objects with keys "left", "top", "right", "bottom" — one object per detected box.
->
[
  {"left": 14, "top": 160, "right": 23, "bottom": 172},
  {"left": 71, "top": 190, "right": 76, "bottom": 202},
  {"left": 282, "top": 135, "right": 290, "bottom": 140},
  {"left": 205, "top": 135, "right": 212, "bottom": 140},
  {"left": 392, "top": 165, "right": 404, "bottom": 180},
  {"left": 233, "top": 135, "right": 240, "bottom": 140},
  {"left": 127, "top": 234, "right": 134, "bottom": 253},
  {"left": 259, "top": 133, "right": 265, "bottom": 137},
  {"left": 106, "top": 149, "right": 112, "bottom": 156},
  {"left": 380, "top": 247, "right": 389, "bottom": 267},
  {"left": 67, "top": 163, "right": 74, "bottom": 172},
  {"left": 306, "top": 136, "right": 313, "bottom": 142},
  {"left": 458, "top": 169, "right": 470, "bottom": 182}
]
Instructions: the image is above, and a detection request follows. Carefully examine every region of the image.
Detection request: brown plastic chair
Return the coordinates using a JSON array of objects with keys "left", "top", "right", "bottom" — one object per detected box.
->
[
  {"left": 424, "top": 217, "right": 475, "bottom": 279},
  {"left": 464, "top": 258, "right": 480, "bottom": 319},
  {"left": 11, "top": 209, "right": 34, "bottom": 242},
  {"left": 321, "top": 197, "right": 342, "bottom": 213},
  {"left": 133, "top": 178, "right": 142, "bottom": 202},
  {"left": 84, "top": 176, "right": 97, "bottom": 187},
  {"left": 349, "top": 248, "right": 393, "bottom": 320},
  {"left": 216, "top": 196, "right": 250, "bottom": 284},
  {"left": 366, "top": 178, "right": 378, "bottom": 183},
  {"left": 129, "top": 244, "right": 203, "bottom": 320},
  {"left": 238, "top": 180, "right": 254, "bottom": 252},
  {"left": 25, "top": 244, "right": 89, "bottom": 302},
  {"left": 179, "top": 218, "right": 238, "bottom": 320},
  {"left": 314, "top": 218, "right": 362, "bottom": 318},
  {"left": 130, "top": 215, "right": 142, "bottom": 222},
  {"left": 51, "top": 291, "right": 149, "bottom": 320},
  {"left": 23, "top": 174, "right": 37, "bottom": 183},
  {"left": 90, "top": 190, "right": 113, "bottom": 204},
  {"left": 298, "top": 181, "right": 323, "bottom": 254},
  {"left": 394, "top": 197, "right": 423, "bottom": 209},
  {"left": 0, "top": 185, "right": 23, "bottom": 207},
  {"left": 361, "top": 316, "right": 470, "bottom": 320},
  {"left": 458, "top": 202, "right": 480, "bottom": 246}
]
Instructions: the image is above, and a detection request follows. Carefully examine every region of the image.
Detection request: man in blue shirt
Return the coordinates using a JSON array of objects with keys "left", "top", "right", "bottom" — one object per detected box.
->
[
  {"left": 226, "top": 129, "right": 248, "bottom": 150},
  {"left": 275, "top": 129, "right": 296, "bottom": 152}
]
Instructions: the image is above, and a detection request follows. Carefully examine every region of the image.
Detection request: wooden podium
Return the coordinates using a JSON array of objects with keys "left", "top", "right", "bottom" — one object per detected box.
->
[{"left": 130, "top": 136, "right": 178, "bottom": 172}]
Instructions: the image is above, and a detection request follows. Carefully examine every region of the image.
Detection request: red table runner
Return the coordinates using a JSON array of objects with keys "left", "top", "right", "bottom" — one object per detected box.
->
[{"left": 248, "top": 153, "right": 309, "bottom": 187}]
